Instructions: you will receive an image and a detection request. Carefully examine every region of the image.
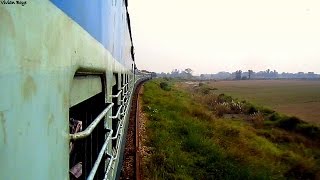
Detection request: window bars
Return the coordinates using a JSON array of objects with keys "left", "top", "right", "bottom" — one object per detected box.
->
[{"left": 70, "top": 80, "right": 132, "bottom": 180}]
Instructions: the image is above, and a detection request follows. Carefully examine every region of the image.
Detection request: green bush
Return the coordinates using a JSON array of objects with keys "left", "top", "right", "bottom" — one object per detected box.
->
[
  {"left": 163, "top": 77, "right": 170, "bottom": 81},
  {"left": 198, "top": 84, "right": 218, "bottom": 94},
  {"left": 260, "top": 108, "right": 275, "bottom": 115},
  {"left": 190, "top": 107, "right": 213, "bottom": 121},
  {"left": 276, "top": 116, "right": 303, "bottom": 131},
  {"left": 243, "top": 103, "right": 259, "bottom": 114},
  {"left": 217, "top": 94, "right": 233, "bottom": 103},
  {"left": 215, "top": 103, "right": 232, "bottom": 117},
  {"left": 285, "top": 162, "right": 318, "bottom": 179},
  {"left": 269, "top": 112, "right": 282, "bottom": 121},
  {"left": 296, "top": 124, "right": 320, "bottom": 139},
  {"left": 159, "top": 82, "right": 171, "bottom": 91}
]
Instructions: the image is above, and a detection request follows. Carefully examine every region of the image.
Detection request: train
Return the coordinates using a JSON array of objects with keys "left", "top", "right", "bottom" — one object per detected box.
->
[{"left": 0, "top": 1, "right": 150, "bottom": 179}]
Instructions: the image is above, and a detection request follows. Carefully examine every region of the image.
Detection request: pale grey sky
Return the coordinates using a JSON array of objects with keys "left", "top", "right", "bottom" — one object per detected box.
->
[{"left": 129, "top": 0, "right": 320, "bottom": 74}]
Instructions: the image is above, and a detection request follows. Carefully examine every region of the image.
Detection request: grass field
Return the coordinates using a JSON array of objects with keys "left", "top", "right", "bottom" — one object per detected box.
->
[
  {"left": 211, "top": 80, "right": 320, "bottom": 124},
  {"left": 141, "top": 79, "right": 320, "bottom": 179}
]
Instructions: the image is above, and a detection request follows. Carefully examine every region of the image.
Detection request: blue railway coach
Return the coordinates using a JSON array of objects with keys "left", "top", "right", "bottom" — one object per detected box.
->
[{"left": 0, "top": 0, "right": 148, "bottom": 179}]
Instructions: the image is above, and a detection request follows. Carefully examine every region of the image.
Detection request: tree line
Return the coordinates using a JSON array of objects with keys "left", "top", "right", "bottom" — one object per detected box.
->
[{"left": 157, "top": 68, "right": 320, "bottom": 80}]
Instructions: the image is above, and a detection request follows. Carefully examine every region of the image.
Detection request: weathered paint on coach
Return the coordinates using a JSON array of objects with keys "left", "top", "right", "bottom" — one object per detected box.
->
[{"left": 0, "top": 0, "right": 135, "bottom": 179}]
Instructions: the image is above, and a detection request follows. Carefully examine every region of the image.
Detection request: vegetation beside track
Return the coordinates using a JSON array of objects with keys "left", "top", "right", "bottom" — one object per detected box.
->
[
  {"left": 212, "top": 80, "right": 320, "bottom": 124},
  {"left": 141, "top": 78, "right": 320, "bottom": 179}
]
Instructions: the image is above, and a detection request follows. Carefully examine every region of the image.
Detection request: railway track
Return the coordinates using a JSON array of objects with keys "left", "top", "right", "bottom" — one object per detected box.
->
[{"left": 120, "top": 82, "right": 143, "bottom": 180}]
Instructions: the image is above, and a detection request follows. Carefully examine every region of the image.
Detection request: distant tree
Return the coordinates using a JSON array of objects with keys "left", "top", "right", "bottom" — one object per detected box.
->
[
  {"left": 159, "top": 72, "right": 166, "bottom": 77},
  {"left": 151, "top": 72, "right": 157, "bottom": 78},
  {"left": 184, "top": 68, "right": 193, "bottom": 75},
  {"left": 235, "top": 70, "right": 242, "bottom": 80},
  {"left": 248, "top": 70, "right": 253, "bottom": 79},
  {"left": 183, "top": 68, "right": 193, "bottom": 79},
  {"left": 271, "top": 70, "right": 278, "bottom": 78},
  {"left": 171, "top": 69, "right": 180, "bottom": 77}
]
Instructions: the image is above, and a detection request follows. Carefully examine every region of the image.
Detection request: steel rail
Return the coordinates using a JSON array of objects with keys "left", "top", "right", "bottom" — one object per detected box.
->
[{"left": 70, "top": 103, "right": 114, "bottom": 140}]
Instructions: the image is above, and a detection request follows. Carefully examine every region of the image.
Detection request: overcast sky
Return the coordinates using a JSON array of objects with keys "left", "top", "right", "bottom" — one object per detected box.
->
[{"left": 129, "top": 0, "right": 320, "bottom": 74}]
